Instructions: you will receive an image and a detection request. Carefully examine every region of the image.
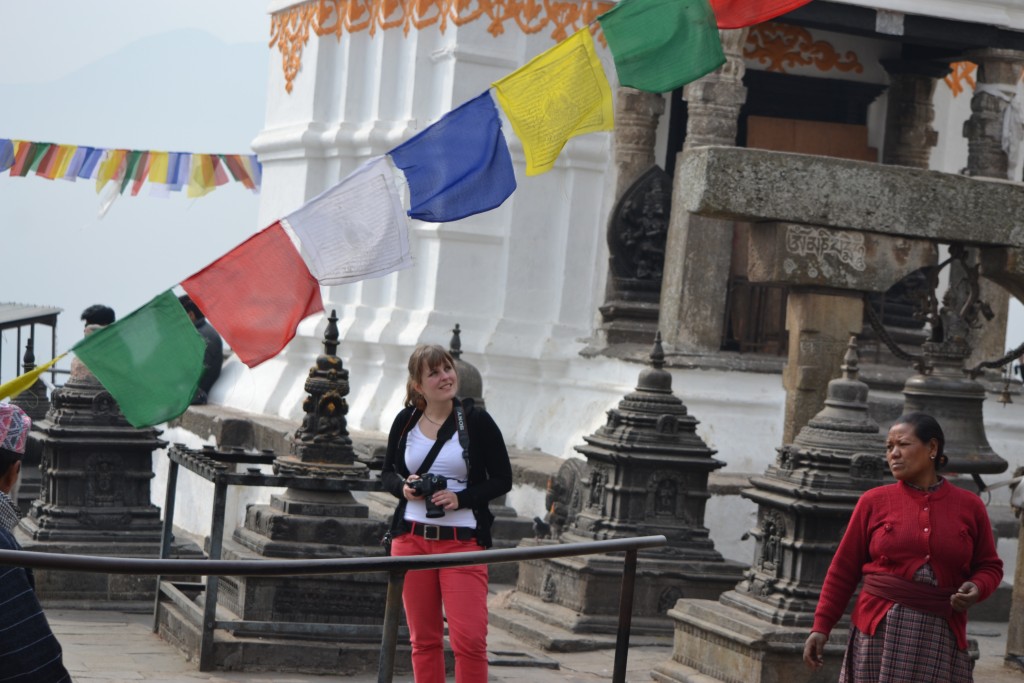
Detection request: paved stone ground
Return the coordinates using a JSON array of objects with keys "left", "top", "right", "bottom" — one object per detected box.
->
[{"left": 51, "top": 608, "right": 1023, "bottom": 683}]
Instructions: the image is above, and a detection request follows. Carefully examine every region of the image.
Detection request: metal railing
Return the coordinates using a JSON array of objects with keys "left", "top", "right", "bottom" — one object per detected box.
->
[{"left": 0, "top": 534, "right": 667, "bottom": 683}]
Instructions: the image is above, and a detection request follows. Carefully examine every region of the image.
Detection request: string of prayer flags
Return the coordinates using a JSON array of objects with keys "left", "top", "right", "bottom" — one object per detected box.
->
[
  {"left": 0, "top": 354, "right": 66, "bottom": 402},
  {"left": 283, "top": 157, "right": 413, "bottom": 285},
  {"left": 72, "top": 291, "right": 205, "bottom": 428},
  {"left": 0, "top": 138, "right": 261, "bottom": 198},
  {"left": 389, "top": 92, "right": 516, "bottom": 221},
  {"left": 708, "top": 0, "right": 814, "bottom": 28},
  {"left": 181, "top": 222, "right": 324, "bottom": 368},
  {"left": 0, "top": 139, "right": 13, "bottom": 173},
  {"left": 600, "top": 0, "right": 724, "bottom": 93},
  {"left": 492, "top": 28, "right": 614, "bottom": 176}
]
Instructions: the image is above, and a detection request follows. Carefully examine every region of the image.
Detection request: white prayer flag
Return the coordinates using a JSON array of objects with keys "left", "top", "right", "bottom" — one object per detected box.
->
[{"left": 283, "top": 156, "right": 412, "bottom": 286}]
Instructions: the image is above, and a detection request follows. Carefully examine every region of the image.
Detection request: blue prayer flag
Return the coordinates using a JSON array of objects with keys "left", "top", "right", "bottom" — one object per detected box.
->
[
  {"left": 77, "top": 147, "right": 104, "bottom": 179},
  {"left": 389, "top": 92, "right": 516, "bottom": 222},
  {"left": 0, "top": 139, "right": 14, "bottom": 173}
]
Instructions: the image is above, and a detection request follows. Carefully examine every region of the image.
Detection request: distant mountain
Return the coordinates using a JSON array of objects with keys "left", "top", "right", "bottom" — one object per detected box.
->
[{"left": 0, "top": 28, "right": 268, "bottom": 152}]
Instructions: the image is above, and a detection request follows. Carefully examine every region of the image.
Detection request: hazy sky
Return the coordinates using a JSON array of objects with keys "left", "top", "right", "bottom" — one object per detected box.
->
[{"left": 0, "top": 2, "right": 270, "bottom": 375}]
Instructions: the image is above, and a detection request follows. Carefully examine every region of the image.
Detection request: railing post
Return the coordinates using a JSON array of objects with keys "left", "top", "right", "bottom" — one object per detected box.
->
[
  {"left": 198, "top": 478, "right": 229, "bottom": 672},
  {"left": 153, "top": 458, "right": 180, "bottom": 632},
  {"left": 377, "top": 568, "right": 407, "bottom": 683},
  {"left": 613, "top": 548, "right": 639, "bottom": 683}
]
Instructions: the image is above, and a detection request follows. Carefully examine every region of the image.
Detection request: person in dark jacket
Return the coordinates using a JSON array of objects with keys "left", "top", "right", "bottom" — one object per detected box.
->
[
  {"left": 178, "top": 294, "right": 223, "bottom": 404},
  {"left": 381, "top": 344, "right": 512, "bottom": 683},
  {"left": 0, "top": 403, "right": 72, "bottom": 683}
]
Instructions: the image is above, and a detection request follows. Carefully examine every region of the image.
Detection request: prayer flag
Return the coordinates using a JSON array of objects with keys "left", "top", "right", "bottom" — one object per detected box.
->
[
  {"left": 149, "top": 151, "right": 170, "bottom": 185},
  {"left": 10, "top": 141, "right": 33, "bottom": 176},
  {"left": 284, "top": 156, "right": 413, "bottom": 286},
  {"left": 211, "top": 155, "right": 229, "bottom": 187},
  {"left": 28, "top": 143, "right": 51, "bottom": 175},
  {"left": 181, "top": 222, "right": 324, "bottom": 367},
  {"left": 53, "top": 145, "right": 75, "bottom": 179},
  {"left": 77, "top": 147, "right": 103, "bottom": 180},
  {"left": 0, "top": 139, "right": 13, "bottom": 173},
  {"left": 0, "top": 354, "right": 66, "bottom": 401},
  {"left": 599, "top": 0, "right": 724, "bottom": 93},
  {"left": 389, "top": 92, "right": 516, "bottom": 222},
  {"left": 72, "top": 291, "right": 205, "bottom": 428},
  {"left": 709, "top": 0, "right": 813, "bottom": 29},
  {"left": 96, "top": 149, "right": 127, "bottom": 191},
  {"left": 188, "top": 153, "right": 215, "bottom": 197},
  {"left": 120, "top": 150, "right": 143, "bottom": 194},
  {"left": 492, "top": 28, "right": 614, "bottom": 175}
]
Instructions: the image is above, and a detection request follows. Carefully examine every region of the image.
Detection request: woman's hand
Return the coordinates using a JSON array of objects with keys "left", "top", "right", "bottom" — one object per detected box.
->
[
  {"left": 403, "top": 475, "right": 421, "bottom": 502},
  {"left": 951, "top": 581, "right": 979, "bottom": 613},
  {"left": 431, "top": 489, "right": 460, "bottom": 511},
  {"left": 803, "top": 631, "right": 828, "bottom": 670}
]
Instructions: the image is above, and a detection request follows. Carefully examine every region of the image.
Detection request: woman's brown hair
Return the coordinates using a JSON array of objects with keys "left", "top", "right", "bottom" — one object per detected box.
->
[{"left": 404, "top": 344, "right": 457, "bottom": 410}]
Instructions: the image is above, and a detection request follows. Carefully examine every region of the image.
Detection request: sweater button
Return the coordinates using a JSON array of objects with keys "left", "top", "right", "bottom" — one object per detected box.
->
[{"left": 924, "top": 528, "right": 930, "bottom": 533}]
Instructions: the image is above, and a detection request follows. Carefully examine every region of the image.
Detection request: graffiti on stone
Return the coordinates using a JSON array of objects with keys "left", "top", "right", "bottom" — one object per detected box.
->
[{"left": 785, "top": 225, "right": 866, "bottom": 274}]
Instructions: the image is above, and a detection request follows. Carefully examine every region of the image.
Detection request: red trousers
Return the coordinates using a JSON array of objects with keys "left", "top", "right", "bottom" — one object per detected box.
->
[{"left": 391, "top": 532, "right": 489, "bottom": 683}]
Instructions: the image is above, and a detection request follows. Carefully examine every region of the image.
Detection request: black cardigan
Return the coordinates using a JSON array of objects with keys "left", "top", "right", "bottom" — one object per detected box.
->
[{"left": 381, "top": 398, "right": 512, "bottom": 548}]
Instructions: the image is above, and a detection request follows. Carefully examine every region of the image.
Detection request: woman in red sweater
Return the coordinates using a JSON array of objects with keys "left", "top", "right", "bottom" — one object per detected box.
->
[{"left": 803, "top": 412, "right": 1003, "bottom": 682}]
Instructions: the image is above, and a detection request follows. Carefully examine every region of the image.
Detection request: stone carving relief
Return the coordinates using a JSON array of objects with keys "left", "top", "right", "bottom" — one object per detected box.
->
[
  {"left": 608, "top": 166, "right": 672, "bottom": 282},
  {"left": 85, "top": 454, "right": 125, "bottom": 507},
  {"left": 545, "top": 457, "right": 587, "bottom": 538},
  {"left": 850, "top": 452, "right": 886, "bottom": 480},
  {"left": 656, "top": 414, "right": 679, "bottom": 435},
  {"left": 589, "top": 468, "right": 605, "bottom": 510},
  {"left": 542, "top": 572, "right": 557, "bottom": 602},
  {"left": 744, "top": 21, "right": 863, "bottom": 75},
  {"left": 658, "top": 586, "right": 683, "bottom": 613},
  {"left": 785, "top": 225, "right": 867, "bottom": 275},
  {"left": 758, "top": 512, "right": 785, "bottom": 576}
]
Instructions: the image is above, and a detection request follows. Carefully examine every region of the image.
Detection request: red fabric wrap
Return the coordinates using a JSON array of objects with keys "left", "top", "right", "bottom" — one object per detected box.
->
[{"left": 862, "top": 572, "right": 954, "bottom": 619}]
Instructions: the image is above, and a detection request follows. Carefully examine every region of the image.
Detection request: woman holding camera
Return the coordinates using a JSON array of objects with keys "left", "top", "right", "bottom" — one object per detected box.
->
[{"left": 381, "top": 344, "right": 512, "bottom": 683}]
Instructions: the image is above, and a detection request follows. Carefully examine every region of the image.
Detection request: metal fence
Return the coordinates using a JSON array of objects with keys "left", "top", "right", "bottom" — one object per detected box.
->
[{"left": 0, "top": 534, "right": 667, "bottom": 683}]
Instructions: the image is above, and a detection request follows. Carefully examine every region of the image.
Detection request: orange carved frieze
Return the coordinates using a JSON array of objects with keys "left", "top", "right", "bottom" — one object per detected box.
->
[
  {"left": 271, "top": 0, "right": 614, "bottom": 93},
  {"left": 943, "top": 61, "right": 977, "bottom": 98},
  {"left": 744, "top": 21, "right": 863, "bottom": 76}
]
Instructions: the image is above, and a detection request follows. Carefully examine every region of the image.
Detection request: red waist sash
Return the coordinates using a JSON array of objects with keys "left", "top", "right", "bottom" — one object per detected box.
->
[{"left": 862, "top": 573, "right": 954, "bottom": 619}]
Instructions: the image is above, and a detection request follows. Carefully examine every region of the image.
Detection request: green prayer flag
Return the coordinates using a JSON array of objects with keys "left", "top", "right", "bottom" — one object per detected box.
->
[
  {"left": 72, "top": 290, "right": 205, "bottom": 428},
  {"left": 599, "top": 0, "right": 725, "bottom": 93}
]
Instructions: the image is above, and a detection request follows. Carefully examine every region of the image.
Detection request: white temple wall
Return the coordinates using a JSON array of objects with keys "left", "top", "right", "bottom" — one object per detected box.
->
[{"left": 178, "top": 3, "right": 1024, "bottom": 567}]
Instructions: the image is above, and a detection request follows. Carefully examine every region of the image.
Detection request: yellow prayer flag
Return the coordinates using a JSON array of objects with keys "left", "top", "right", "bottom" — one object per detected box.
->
[
  {"left": 149, "top": 151, "right": 170, "bottom": 185},
  {"left": 0, "top": 354, "right": 65, "bottom": 401},
  {"left": 492, "top": 28, "right": 614, "bottom": 176},
  {"left": 187, "top": 153, "right": 216, "bottom": 198},
  {"left": 96, "top": 149, "right": 127, "bottom": 192}
]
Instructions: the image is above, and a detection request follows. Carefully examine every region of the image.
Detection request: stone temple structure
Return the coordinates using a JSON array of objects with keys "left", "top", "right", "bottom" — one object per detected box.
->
[
  {"left": 654, "top": 337, "right": 887, "bottom": 683},
  {"left": 17, "top": 345, "right": 199, "bottom": 603},
  {"left": 496, "top": 334, "right": 746, "bottom": 645}
]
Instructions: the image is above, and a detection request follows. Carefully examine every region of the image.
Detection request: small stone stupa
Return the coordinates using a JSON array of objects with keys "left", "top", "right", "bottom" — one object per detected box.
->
[
  {"left": 654, "top": 337, "right": 888, "bottom": 683},
  {"left": 495, "top": 333, "right": 747, "bottom": 645}
]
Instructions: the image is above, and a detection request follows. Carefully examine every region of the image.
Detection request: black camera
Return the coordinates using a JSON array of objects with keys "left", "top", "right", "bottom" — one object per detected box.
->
[{"left": 407, "top": 473, "right": 448, "bottom": 518}]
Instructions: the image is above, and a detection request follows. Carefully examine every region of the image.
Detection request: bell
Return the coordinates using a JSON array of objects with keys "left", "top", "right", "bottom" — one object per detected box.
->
[{"left": 903, "top": 347, "right": 1008, "bottom": 475}]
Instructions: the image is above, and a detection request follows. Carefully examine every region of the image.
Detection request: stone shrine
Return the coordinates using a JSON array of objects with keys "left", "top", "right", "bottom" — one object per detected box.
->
[
  {"left": 17, "top": 345, "right": 197, "bottom": 602},
  {"left": 495, "top": 335, "right": 746, "bottom": 646},
  {"left": 654, "top": 338, "right": 887, "bottom": 683},
  {"left": 166, "top": 311, "right": 391, "bottom": 673}
]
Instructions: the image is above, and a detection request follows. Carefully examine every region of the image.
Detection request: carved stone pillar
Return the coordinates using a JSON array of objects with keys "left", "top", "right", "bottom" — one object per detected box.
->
[
  {"left": 661, "top": 28, "right": 749, "bottom": 352},
  {"left": 600, "top": 89, "right": 669, "bottom": 344},
  {"left": 613, "top": 88, "right": 666, "bottom": 196},
  {"left": 781, "top": 292, "right": 864, "bottom": 444},
  {"left": 963, "top": 49, "right": 1024, "bottom": 365},
  {"left": 881, "top": 60, "right": 947, "bottom": 168}
]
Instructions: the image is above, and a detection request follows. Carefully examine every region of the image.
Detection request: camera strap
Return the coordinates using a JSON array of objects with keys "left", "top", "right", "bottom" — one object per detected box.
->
[
  {"left": 414, "top": 399, "right": 470, "bottom": 477},
  {"left": 414, "top": 410, "right": 456, "bottom": 476}
]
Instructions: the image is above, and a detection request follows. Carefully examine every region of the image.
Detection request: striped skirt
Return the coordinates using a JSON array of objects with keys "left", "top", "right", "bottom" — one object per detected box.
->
[{"left": 840, "top": 604, "right": 974, "bottom": 683}]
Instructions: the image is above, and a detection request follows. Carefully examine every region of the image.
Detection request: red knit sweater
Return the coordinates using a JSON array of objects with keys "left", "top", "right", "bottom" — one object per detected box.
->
[{"left": 812, "top": 479, "right": 1003, "bottom": 650}]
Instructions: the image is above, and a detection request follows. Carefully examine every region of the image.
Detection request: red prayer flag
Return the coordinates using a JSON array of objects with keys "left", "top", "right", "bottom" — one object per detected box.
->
[
  {"left": 181, "top": 222, "right": 323, "bottom": 368},
  {"left": 9, "top": 141, "right": 33, "bottom": 176},
  {"left": 709, "top": 0, "right": 813, "bottom": 28}
]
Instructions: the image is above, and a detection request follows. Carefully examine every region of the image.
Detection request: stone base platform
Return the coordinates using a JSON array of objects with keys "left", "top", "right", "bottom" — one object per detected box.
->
[
  {"left": 155, "top": 581, "right": 404, "bottom": 674},
  {"left": 16, "top": 536, "right": 203, "bottom": 604}
]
